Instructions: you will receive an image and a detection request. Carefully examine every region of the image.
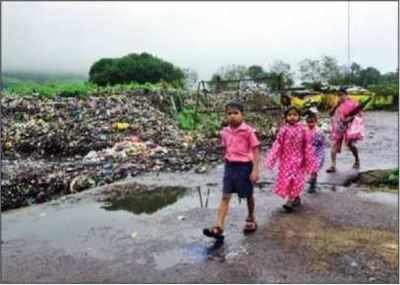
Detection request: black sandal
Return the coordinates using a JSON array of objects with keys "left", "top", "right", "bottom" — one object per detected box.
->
[
  {"left": 293, "top": 197, "right": 301, "bottom": 207},
  {"left": 326, "top": 166, "right": 336, "bottom": 173},
  {"left": 243, "top": 218, "right": 258, "bottom": 235},
  {"left": 282, "top": 204, "right": 294, "bottom": 213},
  {"left": 203, "top": 226, "right": 224, "bottom": 240}
]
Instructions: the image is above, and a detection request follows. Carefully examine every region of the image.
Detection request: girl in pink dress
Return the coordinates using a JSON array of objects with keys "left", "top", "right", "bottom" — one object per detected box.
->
[{"left": 264, "top": 106, "right": 317, "bottom": 212}]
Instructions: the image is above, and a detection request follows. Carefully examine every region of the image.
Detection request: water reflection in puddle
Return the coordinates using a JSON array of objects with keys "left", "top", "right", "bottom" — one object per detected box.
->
[
  {"left": 101, "top": 186, "right": 188, "bottom": 214},
  {"left": 153, "top": 240, "right": 229, "bottom": 270}
]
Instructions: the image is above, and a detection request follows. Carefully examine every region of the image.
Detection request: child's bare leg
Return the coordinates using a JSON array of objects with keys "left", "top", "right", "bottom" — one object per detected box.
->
[
  {"left": 246, "top": 195, "right": 255, "bottom": 221},
  {"left": 327, "top": 144, "right": 337, "bottom": 172},
  {"left": 330, "top": 147, "right": 337, "bottom": 168},
  {"left": 347, "top": 142, "right": 360, "bottom": 168},
  {"left": 308, "top": 173, "right": 317, "bottom": 193},
  {"left": 216, "top": 195, "right": 231, "bottom": 230}
]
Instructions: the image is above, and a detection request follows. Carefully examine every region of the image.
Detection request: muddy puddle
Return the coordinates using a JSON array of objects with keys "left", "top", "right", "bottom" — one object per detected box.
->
[
  {"left": 2, "top": 182, "right": 271, "bottom": 282},
  {"left": 3, "top": 177, "right": 398, "bottom": 283}
]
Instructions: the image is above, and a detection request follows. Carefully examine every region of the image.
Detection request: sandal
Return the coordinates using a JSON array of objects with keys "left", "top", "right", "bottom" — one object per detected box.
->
[
  {"left": 293, "top": 197, "right": 301, "bottom": 207},
  {"left": 282, "top": 200, "right": 294, "bottom": 213},
  {"left": 282, "top": 204, "right": 293, "bottom": 213},
  {"left": 243, "top": 218, "right": 258, "bottom": 235},
  {"left": 326, "top": 166, "right": 336, "bottom": 173},
  {"left": 203, "top": 226, "right": 224, "bottom": 240},
  {"left": 353, "top": 161, "right": 360, "bottom": 169}
]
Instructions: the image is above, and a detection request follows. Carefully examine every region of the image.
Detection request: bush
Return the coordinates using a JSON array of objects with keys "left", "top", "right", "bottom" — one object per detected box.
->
[
  {"left": 368, "top": 82, "right": 398, "bottom": 109},
  {"left": 177, "top": 108, "right": 222, "bottom": 137},
  {"left": 89, "top": 52, "right": 185, "bottom": 87}
]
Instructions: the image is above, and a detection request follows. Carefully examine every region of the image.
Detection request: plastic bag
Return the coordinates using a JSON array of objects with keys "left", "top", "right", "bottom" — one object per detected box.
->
[{"left": 346, "top": 115, "right": 364, "bottom": 141}]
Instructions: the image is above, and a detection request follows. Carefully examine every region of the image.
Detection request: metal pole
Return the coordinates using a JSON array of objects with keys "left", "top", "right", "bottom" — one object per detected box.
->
[
  {"left": 193, "top": 81, "right": 201, "bottom": 129},
  {"left": 347, "top": 1, "right": 351, "bottom": 85},
  {"left": 197, "top": 186, "right": 203, "bottom": 208},
  {"left": 205, "top": 187, "right": 210, "bottom": 208}
]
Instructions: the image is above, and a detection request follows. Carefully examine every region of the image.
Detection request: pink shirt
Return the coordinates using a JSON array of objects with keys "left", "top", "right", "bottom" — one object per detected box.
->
[{"left": 221, "top": 122, "right": 260, "bottom": 162}]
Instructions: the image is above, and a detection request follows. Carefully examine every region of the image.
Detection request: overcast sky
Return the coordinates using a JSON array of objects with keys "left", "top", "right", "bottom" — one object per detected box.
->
[{"left": 2, "top": 1, "right": 398, "bottom": 80}]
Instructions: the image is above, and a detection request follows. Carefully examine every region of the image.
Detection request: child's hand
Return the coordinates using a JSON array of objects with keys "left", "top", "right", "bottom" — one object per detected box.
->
[
  {"left": 250, "top": 170, "right": 260, "bottom": 185},
  {"left": 344, "top": 116, "right": 354, "bottom": 123}
]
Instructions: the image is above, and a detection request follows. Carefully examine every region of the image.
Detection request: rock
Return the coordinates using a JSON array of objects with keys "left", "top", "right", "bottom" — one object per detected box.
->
[
  {"left": 195, "top": 165, "right": 208, "bottom": 174},
  {"left": 357, "top": 169, "right": 398, "bottom": 186},
  {"left": 350, "top": 261, "right": 358, "bottom": 267},
  {"left": 70, "top": 175, "right": 96, "bottom": 193},
  {"left": 36, "top": 191, "right": 47, "bottom": 203}
]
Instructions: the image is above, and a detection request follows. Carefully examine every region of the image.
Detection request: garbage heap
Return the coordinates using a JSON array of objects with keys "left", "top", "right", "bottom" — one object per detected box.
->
[
  {"left": 185, "top": 90, "right": 281, "bottom": 142},
  {"left": 1, "top": 91, "right": 221, "bottom": 211}
]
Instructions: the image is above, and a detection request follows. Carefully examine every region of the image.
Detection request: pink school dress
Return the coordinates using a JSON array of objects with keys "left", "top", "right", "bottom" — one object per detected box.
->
[{"left": 264, "top": 122, "right": 317, "bottom": 200}]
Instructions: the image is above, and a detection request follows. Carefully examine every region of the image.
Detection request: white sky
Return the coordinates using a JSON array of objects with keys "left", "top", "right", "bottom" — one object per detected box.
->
[{"left": 2, "top": 1, "right": 398, "bottom": 80}]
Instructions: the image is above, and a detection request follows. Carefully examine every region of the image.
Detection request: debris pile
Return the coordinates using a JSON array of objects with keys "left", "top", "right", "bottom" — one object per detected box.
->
[
  {"left": 2, "top": 92, "right": 189, "bottom": 158},
  {"left": 1, "top": 91, "right": 222, "bottom": 211}
]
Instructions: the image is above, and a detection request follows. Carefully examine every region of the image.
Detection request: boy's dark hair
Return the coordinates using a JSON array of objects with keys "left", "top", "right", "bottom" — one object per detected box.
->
[
  {"left": 284, "top": 105, "right": 300, "bottom": 118},
  {"left": 225, "top": 101, "right": 244, "bottom": 113}
]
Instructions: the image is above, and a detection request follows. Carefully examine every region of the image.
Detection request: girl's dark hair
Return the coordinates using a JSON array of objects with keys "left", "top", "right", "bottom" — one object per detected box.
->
[
  {"left": 225, "top": 101, "right": 244, "bottom": 113},
  {"left": 338, "top": 87, "right": 348, "bottom": 94},
  {"left": 305, "top": 111, "right": 318, "bottom": 120},
  {"left": 284, "top": 106, "right": 300, "bottom": 118}
]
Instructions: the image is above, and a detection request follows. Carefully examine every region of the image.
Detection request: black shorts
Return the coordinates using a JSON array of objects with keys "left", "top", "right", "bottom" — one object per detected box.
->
[{"left": 223, "top": 161, "right": 253, "bottom": 199}]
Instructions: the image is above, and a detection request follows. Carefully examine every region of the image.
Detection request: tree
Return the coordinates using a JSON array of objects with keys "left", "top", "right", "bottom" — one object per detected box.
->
[
  {"left": 350, "top": 62, "right": 362, "bottom": 84},
  {"left": 299, "top": 58, "right": 322, "bottom": 83},
  {"left": 359, "top": 67, "right": 381, "bottom": 87},
  {"left": 88, "top": 58, "right": 116, "bottom": 86},
  {"left": 269, "top": 60, "right": 294, "bottom": 87},
  {"left": 215, "top": 64, "right": 248, "bottom": 81},
  {"left": 247, "top": 65, "right": 265, "bottom": 80},
  {"left": 89, "top": 53, "right": 184, "bottom": 87},
  {"left": 320, "top": 56, "right": 341, "bottom": 84},
  {"left": 381, "top": 71, "right": 398, "bottom": 82},
  {"left": 209, "top": 74, "right": 223, "bottom": 92},
  {"left": 182, "top": 68, "right": 198, "bottom": 89},
  {"left": 320, "top": 63, "right": 348, "bottom": 86}
]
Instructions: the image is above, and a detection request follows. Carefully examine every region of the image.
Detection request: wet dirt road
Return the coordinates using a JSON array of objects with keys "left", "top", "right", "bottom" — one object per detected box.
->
[{"left": 2, "top": 111, "right": 398, "bottom": 283}]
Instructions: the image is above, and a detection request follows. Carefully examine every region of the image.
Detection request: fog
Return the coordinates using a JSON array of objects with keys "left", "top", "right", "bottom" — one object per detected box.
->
[{"left": 2, "top": 1, "right": 398, "bottom": 80}]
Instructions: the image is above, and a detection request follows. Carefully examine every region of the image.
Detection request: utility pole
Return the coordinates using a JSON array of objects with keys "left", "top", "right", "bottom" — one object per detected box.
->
[{"left": 347, "top": 1, "right": 351, "bottom": 85}]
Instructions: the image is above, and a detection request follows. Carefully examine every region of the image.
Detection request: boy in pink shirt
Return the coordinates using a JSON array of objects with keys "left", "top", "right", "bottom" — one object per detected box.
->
[{"left": 203, "top": 101, "right": 261, "bottom": 240}]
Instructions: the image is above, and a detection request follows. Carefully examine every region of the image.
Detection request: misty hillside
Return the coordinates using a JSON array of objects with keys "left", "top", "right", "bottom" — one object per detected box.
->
[{"left": 3, "top": 71, "right": 88, "bottom": 87}]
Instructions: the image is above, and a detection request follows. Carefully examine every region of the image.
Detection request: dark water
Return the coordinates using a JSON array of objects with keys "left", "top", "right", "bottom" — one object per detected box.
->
[{"left": 101, "top": 186, "right": 188, "bottom": 215}]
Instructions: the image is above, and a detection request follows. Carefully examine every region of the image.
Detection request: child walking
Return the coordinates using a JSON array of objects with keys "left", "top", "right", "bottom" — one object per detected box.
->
[
  {"left": 203, "top": 101, "right": 260, "bottom": 240},
  {"left": 305, "top": 111, "right": 325, "bottom": 193},
  {"left": 264, "top": 106, "right": 316, "bottom": 212}
]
